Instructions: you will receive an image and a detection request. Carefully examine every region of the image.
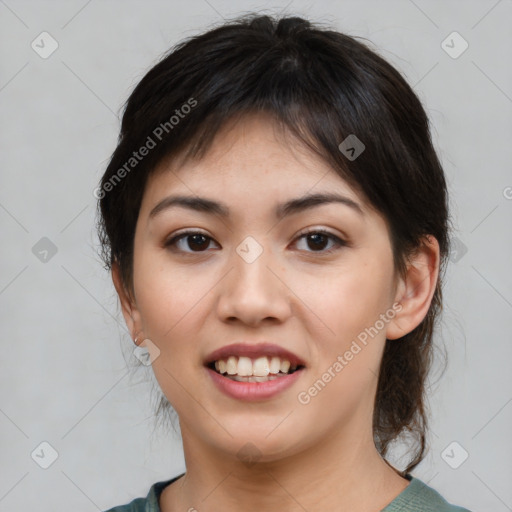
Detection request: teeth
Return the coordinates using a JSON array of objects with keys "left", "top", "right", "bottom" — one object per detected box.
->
[
  {"left": 253, "top": 356, "right": 270, "bottom": 376},
  {"left": 269, "top": 356, "right": 281, "bottom": 374},
  {"left": 231, "top": 375, "right": 280, "bottom": 382},
  {"left": 211, "top": 355, "right": 300, "bottom": 377},
  {"left": 237, "top": 356, "right": 253, "bottom": 376},
  {"left": 226, "top": 356, "right": 237, "bottom": 375}
]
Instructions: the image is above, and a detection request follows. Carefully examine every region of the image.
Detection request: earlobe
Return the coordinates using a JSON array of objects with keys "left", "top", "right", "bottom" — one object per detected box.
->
[
  {"left": 386, "top": 236, "right": 440, "bottom": 340},
  {"left": 111, "top": 261, "right": 144, "bottom": 343}
]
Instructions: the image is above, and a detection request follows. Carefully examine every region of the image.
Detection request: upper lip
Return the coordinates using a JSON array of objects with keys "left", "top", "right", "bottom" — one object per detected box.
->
[{"left": 204, "top": 342, "right": 306, "bottom": 367}]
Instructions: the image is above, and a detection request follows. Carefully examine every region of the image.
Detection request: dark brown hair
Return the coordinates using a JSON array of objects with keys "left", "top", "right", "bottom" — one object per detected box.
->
[{"left": 97, "top": 13, "right": 451, "bottom": 474}]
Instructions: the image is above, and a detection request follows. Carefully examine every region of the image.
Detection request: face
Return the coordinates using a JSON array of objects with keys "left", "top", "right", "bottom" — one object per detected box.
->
[{"left": 119, "top": 113, "right": 407, "bottom": 465}]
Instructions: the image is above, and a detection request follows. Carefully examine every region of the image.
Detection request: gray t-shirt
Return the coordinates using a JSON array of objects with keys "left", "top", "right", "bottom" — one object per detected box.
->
[{"left": 104, "top": 473, "right": 472, "bottom": 511}]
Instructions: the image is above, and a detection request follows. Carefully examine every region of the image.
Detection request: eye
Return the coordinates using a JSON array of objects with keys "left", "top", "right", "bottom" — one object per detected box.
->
[
  {"left": 294, "top": 229, "right": 347, "bottom": 254},
  {"left": 164, "top": 230, "right": 219, "bottom": 253},
  {"left": 164, "top": 229, "right": 347, "bottom": 255}
]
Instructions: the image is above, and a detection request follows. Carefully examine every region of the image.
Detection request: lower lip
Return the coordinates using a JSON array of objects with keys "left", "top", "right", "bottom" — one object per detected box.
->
[{"left": 206, "top": 366, "right": 304, "bottom": 401}]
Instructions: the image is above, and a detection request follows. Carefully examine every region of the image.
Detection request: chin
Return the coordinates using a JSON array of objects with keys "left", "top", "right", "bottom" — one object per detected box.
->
[{"left": 206, "top": 424, "right": 309, "bottom": 464}]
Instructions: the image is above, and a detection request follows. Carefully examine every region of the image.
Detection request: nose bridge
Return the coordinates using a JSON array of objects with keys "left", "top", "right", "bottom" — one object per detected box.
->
[
  {"left": 236, "top": 234, "right": 268, "bottom": 267},
  {"left": 232, "top": 234, "right": 276, "bottom": 300},
  {"left": 216, "top": 235, "right": 290, "bottom": 324}
]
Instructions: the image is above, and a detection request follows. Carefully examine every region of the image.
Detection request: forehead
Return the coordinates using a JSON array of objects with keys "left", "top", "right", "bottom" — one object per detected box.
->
[{"left": 144, "top": 113, "right": 367, "bottom": 208}]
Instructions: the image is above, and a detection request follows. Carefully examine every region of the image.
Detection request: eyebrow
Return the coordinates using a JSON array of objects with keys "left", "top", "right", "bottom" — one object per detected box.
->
[{"left": 148, "top": 192, "right": 365, "bottom": 220}]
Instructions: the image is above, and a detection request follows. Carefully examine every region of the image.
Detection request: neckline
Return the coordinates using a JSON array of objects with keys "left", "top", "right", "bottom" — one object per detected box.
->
[
  {"left": 152, "top": 472, "right": 425, "bottom": 511},
  {"left": 153, "top": 473, "right": 185, "bottom": 510}
]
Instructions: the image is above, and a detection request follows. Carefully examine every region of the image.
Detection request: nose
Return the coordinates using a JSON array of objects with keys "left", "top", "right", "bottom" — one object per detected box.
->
[{"left": 215, "top": 244, "right": 292, "bottom": 327}]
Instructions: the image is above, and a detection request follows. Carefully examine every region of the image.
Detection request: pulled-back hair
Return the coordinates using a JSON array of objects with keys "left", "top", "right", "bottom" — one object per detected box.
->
[{"left": 97, "top": 13, "right": 451, "bottom": 474}]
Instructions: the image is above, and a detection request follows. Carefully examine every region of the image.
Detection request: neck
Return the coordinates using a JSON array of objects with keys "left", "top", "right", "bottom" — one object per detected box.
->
[{"left": 162, "top": 421, "right": 409, "bottom": 512}]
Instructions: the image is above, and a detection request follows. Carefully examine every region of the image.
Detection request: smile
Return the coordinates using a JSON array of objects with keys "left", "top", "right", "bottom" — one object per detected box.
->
[
  {"left": 208, "top": 355, "right": 303, "bottom": 382},
  {"left": 204, "top": 343, "right": 306, "bottom": 401}
]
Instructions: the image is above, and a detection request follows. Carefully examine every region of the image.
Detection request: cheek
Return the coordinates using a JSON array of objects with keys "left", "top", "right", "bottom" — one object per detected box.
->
[
  {"left": 294, "top": 257, "right": 393, "bottom": 344},
  {"left": 295, "top": 263, "right": 390, "bottom": 416},
  {"left": 132, "top": 259, "right": 208, "bottom": 410},
  {"left": 133, "top": 249, "right": 213, "bottom": 338}
]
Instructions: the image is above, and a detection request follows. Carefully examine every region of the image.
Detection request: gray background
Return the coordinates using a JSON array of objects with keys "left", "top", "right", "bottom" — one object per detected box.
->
[{"left": 1, "top": 0, "right": 511, "bottom": 510}]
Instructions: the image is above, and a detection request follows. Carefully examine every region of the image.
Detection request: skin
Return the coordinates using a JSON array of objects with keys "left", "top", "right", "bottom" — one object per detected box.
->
[{"left": 113, "top": 112, "right": 440, "bottom": 512}]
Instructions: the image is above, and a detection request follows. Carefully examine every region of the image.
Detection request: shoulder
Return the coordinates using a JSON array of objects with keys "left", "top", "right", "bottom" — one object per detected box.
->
[
  {"left": 103, "top": 474, "right": 184, "bottom": 512},
  {"left": 103, "top": 495, "right": 147, "bottom": 512},
  {"left": 382, "top": 475, "right": 473, "bottom": 512}
]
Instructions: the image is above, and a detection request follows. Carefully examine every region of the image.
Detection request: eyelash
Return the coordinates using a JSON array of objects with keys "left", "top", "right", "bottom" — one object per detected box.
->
[{"left": 163, "top": 228, "right": 347, "bottom": 256}]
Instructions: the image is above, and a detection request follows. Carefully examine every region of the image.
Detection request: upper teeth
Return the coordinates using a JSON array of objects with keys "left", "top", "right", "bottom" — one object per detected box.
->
[{"left": 214, "top": 356, "right": 297, "bottom": 376}]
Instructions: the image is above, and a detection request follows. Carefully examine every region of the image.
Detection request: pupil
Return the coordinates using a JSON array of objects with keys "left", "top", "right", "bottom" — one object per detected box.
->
[
  {"left": 308, "top": 233, "right": 327, "bottom": 251},
  {"left": 189, "top": 234, "right": 209, "bottom": 251}
]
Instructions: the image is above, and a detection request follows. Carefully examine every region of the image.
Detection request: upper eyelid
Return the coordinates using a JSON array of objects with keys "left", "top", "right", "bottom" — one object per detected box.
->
[{"left": 166, "top": 227, "right": 344, "bottom": 241}]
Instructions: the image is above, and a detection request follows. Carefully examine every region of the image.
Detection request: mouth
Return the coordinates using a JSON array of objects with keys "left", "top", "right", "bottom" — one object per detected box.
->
[
  {"left": 204, "top": 343, "right": 306, "bottom": 383},
  {"left": 206, "top": 356, "right": 305, "bottom": 382}
]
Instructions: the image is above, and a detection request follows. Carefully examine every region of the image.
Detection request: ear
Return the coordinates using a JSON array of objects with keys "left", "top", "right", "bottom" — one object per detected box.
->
[
  {"left": 111, "top": 261, "right": 144, "bottom": 343},
  {"left": 386, "top": 235, "right": 440, "bottom": 340}
]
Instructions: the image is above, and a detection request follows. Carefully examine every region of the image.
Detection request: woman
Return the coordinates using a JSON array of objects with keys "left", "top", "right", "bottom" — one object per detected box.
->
[{"left": 98, "top": 13, "right": 472, "bottom": 512}]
